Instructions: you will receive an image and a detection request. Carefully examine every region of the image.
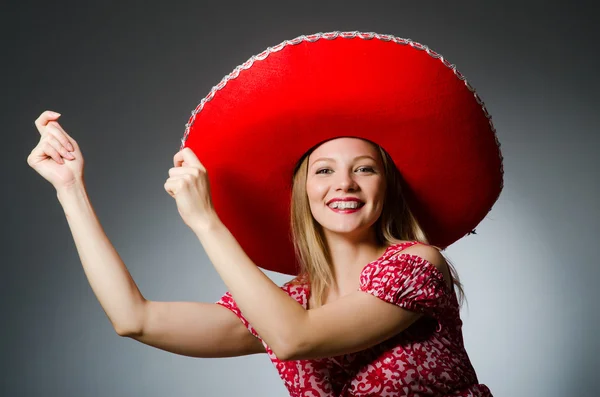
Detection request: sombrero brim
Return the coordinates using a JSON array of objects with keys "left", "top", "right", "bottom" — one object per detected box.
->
[{"left": 181, "top": 31, "right": 503, "bottom": 275}]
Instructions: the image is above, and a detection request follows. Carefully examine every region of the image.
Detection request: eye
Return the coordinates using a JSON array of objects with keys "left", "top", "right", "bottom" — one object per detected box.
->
[
  {"left": 316, "top": 168, "right": 332, "bottom": 174},
  {"left": 356, "top": 166, "right": 375, "bottom": 173}
]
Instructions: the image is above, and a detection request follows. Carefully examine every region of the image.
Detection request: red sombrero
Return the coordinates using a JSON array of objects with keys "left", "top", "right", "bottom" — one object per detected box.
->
[{"left": 180, "top": 31, "right": 504, "bottom": 275}]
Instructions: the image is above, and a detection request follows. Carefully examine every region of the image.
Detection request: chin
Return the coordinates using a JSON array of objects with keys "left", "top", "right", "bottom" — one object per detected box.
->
[
  {"left": 324, "top": 226, "right": 360, "bottom": 234},
  {"left": 320, "top": 220, "right": 372, "bottom": 235}
]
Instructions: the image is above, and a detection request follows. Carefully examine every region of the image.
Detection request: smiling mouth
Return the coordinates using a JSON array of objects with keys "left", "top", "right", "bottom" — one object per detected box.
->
[{"left": 327, "top": 201, "right": 365, "bottom": 210}]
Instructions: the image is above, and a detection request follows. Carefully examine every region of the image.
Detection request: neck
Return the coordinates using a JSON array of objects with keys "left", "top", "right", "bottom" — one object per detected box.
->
[{"left": 322, "top": 229, "right": 388, "bottom": 295}]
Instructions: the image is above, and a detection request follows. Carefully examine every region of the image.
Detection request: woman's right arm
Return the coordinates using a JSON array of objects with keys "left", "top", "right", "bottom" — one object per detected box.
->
[
  {"left": 29, "top": 111, "right": 264, "bottom": 358},
  {"left": 58, "top": 184, "right": 265, "bottom": 358}
]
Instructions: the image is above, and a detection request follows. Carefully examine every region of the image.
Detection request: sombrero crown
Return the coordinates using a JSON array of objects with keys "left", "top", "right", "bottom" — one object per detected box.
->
[{"left": 181, "top": 31, "right": 504, "bottom": 275}]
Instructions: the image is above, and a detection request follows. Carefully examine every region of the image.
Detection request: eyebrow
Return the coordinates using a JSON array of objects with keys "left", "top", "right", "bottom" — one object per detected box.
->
[{"left": 310, "top": 155, "right": 377, "bottom": 166}]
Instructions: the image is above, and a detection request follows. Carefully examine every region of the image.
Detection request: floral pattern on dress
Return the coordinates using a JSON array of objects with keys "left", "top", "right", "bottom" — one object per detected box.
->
[{"left": 216, "top": 241, "right": 493, "bottom": 396}]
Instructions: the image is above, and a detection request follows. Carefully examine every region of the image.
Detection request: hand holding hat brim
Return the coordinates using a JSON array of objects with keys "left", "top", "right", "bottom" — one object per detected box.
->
[{"left": 165, "top": 147, "right": 220, "bottom": 232}]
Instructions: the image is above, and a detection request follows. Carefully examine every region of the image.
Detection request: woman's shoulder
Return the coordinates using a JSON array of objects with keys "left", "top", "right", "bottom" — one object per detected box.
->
[
  {"left": 384, "top": 240, "right": 446, "bottom": 270},
  {"left": 377, "top": 240, "right": 453, "bottom": 291}
]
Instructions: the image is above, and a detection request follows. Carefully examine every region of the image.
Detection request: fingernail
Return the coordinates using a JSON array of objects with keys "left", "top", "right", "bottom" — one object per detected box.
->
[
  {"left": 50, "top": 111, "right": 61, "bottom": 117},
  {"left": 68, "top": 142, "right": 74, "bottom": 151}
]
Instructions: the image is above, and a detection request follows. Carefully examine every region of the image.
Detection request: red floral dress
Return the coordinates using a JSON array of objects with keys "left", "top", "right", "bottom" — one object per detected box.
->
[{"left": 217, "top": 241, "right": 493, "bottom": 396}]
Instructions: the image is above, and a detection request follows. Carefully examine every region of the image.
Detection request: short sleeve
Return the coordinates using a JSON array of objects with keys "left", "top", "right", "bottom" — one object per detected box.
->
[
  {"left": 358, "top": 253, "right": 449, "bottom": 318},
  {"left": 215, "top": 278, "right": 308, "bottom": 342},
  {"left": 215, "top": 292, "right": 262, "bottom": 340}
]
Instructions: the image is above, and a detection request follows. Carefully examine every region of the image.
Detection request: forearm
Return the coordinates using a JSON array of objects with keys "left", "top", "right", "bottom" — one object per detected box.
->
[
  {"left": 193, "top": 219, "right": 307, "bottom": 355},
  {"left": 57, "top": 183, "right": 145, "bottom": 335}
]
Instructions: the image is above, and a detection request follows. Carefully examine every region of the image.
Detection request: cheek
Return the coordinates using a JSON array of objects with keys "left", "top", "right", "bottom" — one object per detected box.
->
[
  {"left": 306, "top": 179, "right": 329, "bottom": 202},
  {"left": 369, "top": 180, "right": 386, "bottom": 207}
]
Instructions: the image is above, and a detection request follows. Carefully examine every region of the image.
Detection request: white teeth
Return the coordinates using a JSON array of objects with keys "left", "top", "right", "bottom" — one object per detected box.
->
[{"left": 328, "top": 201, "right": 362, "bottom": 209}]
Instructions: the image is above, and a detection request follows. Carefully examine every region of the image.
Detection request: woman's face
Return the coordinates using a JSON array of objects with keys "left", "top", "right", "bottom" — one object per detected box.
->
[{"left": 306, "top": 137, "right": 386, "bottom": 239}]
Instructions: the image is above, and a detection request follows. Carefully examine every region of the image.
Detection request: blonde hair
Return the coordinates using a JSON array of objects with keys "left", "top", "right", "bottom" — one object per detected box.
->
[{"left": 290, "top": 140, "right": 465, "bottom": 308}]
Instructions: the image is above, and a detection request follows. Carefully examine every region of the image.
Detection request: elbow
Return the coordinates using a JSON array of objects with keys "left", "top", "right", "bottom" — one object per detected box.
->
[
  {"left": 270, "top": 314, "right": 314, "bottom": 361},
  {"left": 113, "top": 323, "right": 142, "bottom": 338},
  {"left": 113, "top": 325, "right": 129, "bottom": 337},
  {"left": 112, "top": 302, "right": 146, "bottom": 338},
  {"left": 271, "top": 337, "right": 309, "bottom": 361},
  {"left": 272, "top": 342, "right": 297, "bottom": 361}
]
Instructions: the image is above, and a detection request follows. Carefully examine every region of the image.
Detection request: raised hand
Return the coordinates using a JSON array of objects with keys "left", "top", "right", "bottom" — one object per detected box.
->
[
  {"left": 27, "top": 111, "right": 84, "bottom": 190},
  {"left": 164, "top": 147, "right": 219, "bottom": 231}
]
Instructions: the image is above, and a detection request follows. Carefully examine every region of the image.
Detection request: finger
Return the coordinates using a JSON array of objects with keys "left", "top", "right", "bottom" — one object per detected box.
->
[
  {"left": 163, "top": 179, "right": 180, "bottom": 198},
  {"left": 44, "top": 134, "right": 75, "bottom": 160},
  {"left": 182, "top": 147, "right": 205, "bottom": 169},
  {"left": 174, "top": 148, "right": 205, "bottom": 170},
  {"left": 173, "top": 153, "right": 193, "bottom": 168},
  {"left": 34, "top": 110, "right": 61, "bottom": 135},
  {"left": 46, "top": 123, "right": 75, "bottom": 152},
  {"left": 173, "top": 150, "right": 185, "bottom": 167},
  {"left": 41, "top": 141, "right": 64, "bottom": 164},
  {"left": 164, "top": 173, "right": 197, "bottom": 190},
  {"left": 168, "top": 166, "right": 200, "bottom": 178}
]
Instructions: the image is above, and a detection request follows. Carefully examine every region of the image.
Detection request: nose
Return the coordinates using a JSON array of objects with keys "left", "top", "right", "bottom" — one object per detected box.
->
[{"left": 335, "top": 170, "right": 359, "bottom": 192}]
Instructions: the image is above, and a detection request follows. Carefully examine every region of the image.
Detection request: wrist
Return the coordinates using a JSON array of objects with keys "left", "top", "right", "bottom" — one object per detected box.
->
[
  {"left": 191, "top": 213, "right": 224, "bottom": 236},
  {"left": 56, "top": 181, "right": 88, "bottom": 204}
]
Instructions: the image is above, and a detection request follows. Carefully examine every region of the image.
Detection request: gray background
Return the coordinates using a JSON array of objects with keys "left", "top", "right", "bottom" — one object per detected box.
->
[{"left": 3, "top": 0, "right": 599, "bottom": 396}]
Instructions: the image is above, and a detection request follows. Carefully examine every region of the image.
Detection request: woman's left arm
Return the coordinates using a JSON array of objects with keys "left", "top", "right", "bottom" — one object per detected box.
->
[
  {"left": 194, "top": 219, "right": 451, "bottom": 361},
  {"left": 167, "top": 148, "right": 441, "bottom": 361}
]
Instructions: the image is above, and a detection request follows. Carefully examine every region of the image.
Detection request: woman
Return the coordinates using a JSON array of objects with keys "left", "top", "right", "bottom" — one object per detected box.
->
[{"left": 27, "top": 32, "right": 501, "bottom": 396}]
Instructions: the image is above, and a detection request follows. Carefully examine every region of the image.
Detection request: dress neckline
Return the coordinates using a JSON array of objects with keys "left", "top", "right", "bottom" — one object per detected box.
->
[{"left": 303, "top": 241, "right": 423, "bottom": 309}]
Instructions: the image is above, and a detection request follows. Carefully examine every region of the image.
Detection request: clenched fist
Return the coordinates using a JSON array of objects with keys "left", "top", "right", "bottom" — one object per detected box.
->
[{"left": 165, "top": 148, "right": 219, "bottom": 231}]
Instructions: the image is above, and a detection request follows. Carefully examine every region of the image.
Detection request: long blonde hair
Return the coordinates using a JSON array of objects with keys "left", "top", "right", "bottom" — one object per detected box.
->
[{"left": 290, "top": 140, "right": 465, "bottom": 308}]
